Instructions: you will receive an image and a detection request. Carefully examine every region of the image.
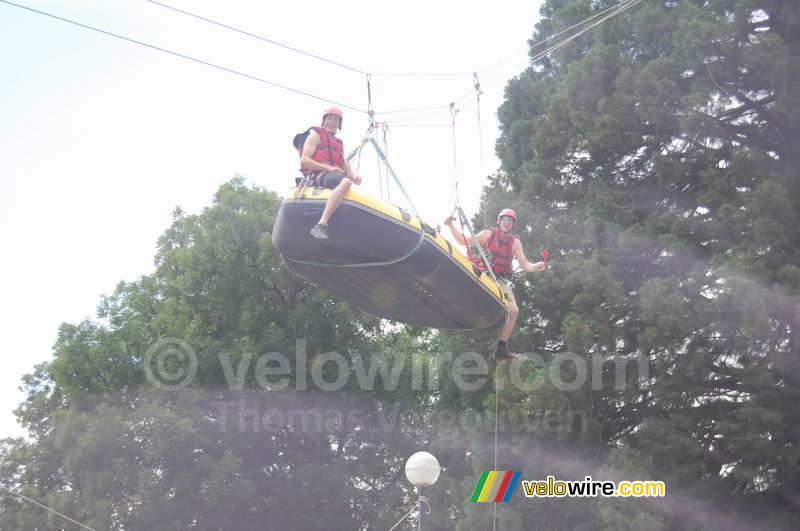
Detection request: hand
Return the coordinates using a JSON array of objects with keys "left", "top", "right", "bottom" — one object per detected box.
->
[
  {"left": 351, "top": 174, "right": 362, "bottom": 185},
  {"left": 532, "top": 261, "right": 547, "bottom": 272},
  {"left": 443, "top": 216, "right": 454, "bottom": 226}
]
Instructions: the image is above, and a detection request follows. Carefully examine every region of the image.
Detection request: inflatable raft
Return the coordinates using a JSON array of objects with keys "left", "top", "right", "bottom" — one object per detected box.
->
[{"left": 272, "top": 184, "right": 508, "bottom": 330}]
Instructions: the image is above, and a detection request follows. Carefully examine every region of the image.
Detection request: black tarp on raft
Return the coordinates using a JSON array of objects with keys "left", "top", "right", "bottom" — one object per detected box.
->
[{"left": 272, "top": 190, "right": 507, "bottom": 330}]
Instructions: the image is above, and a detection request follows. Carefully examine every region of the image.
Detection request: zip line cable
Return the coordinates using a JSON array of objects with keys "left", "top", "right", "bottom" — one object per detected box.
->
[
  {"left": 475, "top": 0, "right": 642, "bottom": 76},
  {"left": 528, "top": 0, "right": 643, "bottom": 64},
  {"left": 0, "top": 0, "right": 366, "bottom": 113},
  {"left": 6, "top": 0, "right": 641, "bottom": 218},
  {"left": 371, "top": 72, "right": 473, "bottom": 77},
  {"left": 526, "top": 0, "right": 643, "bottom": 67},
  {"left": 375, "top": 105, "right": 451, "bottom": 115},
  {"left": 0, "top": 485, "right": 97, "bottom": 531},
  {"left": 142, "top": 0, "right": 368, "bottom": 75},
  {"left": 146, "top": 0, "right": 635, "bottom": 110},
  {"left": 145, "top": 0, "right": 636, "bottom": 84},
  {"left": 387, "top": 124, "right": 451, "bottom": 128},
  {"left": 143, "top": 0, "right": 473, "bottom": 78},
  {"left": 145, "top": 0, "right": 640, "bottom": 116},
  {"left": 451, "top": 0, "right": 643, "bottom": 106},
  {"left": 4, "top": 0, "right": 642, "bottom": 128},
  {"left": 385, "top": 109, "right": 453, "bottom": 125}
]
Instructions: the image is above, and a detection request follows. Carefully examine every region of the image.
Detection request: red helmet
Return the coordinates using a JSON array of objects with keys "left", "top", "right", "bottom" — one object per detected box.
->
[
  {"left": 322, "top": 107, "right": 343, "bottom": 129},
  {"left": 497, "top": 208, "right": 517, "bottom": 225}
]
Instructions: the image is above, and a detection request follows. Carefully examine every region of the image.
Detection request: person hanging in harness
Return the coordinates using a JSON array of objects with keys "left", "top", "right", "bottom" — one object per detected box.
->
[
  {"left": 294, "top": 107, "right": 363, "bottom": 240},
  {"left": 443, "top": 209, "right": 546, "bottom": 361}
]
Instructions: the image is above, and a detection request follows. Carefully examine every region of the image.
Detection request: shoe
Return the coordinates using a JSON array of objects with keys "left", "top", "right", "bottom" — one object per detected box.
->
[
  {"left": 493, "top": 346, "right": 517, "bottom": 362},
  {"left": 310, "top": 223, "right": 329, "bottom": 240}
]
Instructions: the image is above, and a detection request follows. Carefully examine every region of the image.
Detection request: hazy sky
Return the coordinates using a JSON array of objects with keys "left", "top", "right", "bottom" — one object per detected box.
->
[{"left": 0, "top": 0, "right": 542, "bottom": 437}]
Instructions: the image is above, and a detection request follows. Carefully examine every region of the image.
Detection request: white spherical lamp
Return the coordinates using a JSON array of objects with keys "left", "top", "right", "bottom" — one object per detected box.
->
[{"left": 405, "top": 451, "right": 441, "bottom": 487}]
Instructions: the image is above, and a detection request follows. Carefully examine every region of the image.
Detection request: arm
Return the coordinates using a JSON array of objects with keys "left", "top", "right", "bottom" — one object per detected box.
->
[
  {"left": 443, "top": 218, "right": 486, "bottom": 247},
  {"left": 300, "top": 131, "right": 342, "bottom": 173},
  {"left": 513, "top": 239, "right": 546, "bottom": 273}
]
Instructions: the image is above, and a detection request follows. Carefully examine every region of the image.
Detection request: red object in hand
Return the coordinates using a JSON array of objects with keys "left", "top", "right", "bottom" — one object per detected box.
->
[{"left": 540, "top": 249, "right": 549, "bottom": 269}]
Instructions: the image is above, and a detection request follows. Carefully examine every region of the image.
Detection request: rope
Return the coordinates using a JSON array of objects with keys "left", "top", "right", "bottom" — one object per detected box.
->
[
  {"left": 473, "top": 72, "right": 484, "bottom": 166},
  {"left": 454, "top": 206, "right": 499, "bottom": 286},
  {"left": 366, "top": 74, "right": 375, "bottom": 128},
  {"left": 455, "top": 207, "right": 475, "bottom": 262},
  {"left": 448, "top": 102, "right": 461, "bottom": 215},
  {"left": 494, "top": 383, "right": 499, "bottom": 472},
  {"left": 493, "top": 379, "right": 499, "bottom": 531},
  {"left": 345, "top": 131, "right": 371, "bottom": 164},
  {"left": 285, "top": 224, "right": 425, "bottom": 269},
  {"left": 382, "top": 122, "right": 391, "bottom": 201},
  {"left": 376, "top": 149, "right": 384, "bottom": 200},
  {"left": 449, "top": 103, "right": 459, "bottom": 175}
]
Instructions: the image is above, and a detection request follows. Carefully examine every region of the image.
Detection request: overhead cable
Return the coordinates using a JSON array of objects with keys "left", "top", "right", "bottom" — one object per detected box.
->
[
  {"left": 528, "top": 0, "right": 643, "bottom": 65},
  {"left": 371, "top": 72, "right": 473, "bottom": 77},
  {"left": 0, "top": 0, "right": 366, "bottom": 113},
  {"left": 452, "top": 0, "right": 643, "bottom": 106},
  {"left": 384, "top": 109, "right": 453, "bottom": 124},
  {"left": 476, "top": 0, "right": 643, "bottom": 75},
  {"left": 387, "top": 124, "right": 451, "bottom": 128},
  {"left": 143, "top": 0, "right": 475, "bottom": 78},
  {"left": 375, "top": 105, "right": 451, "bottom": 115},
  {"left": 143, "top": 0, "right": 369, "bottom": 75}
]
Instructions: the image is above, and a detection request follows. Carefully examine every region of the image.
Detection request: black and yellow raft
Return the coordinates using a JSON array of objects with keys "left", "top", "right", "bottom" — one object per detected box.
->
[{"left": 272, "top": 185, "right": 508, "bottom": 330}]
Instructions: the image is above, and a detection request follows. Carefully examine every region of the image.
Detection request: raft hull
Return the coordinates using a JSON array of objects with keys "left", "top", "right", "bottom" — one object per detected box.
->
[{"left": 272, "top": 186, "right": 507, "bottom": 331}]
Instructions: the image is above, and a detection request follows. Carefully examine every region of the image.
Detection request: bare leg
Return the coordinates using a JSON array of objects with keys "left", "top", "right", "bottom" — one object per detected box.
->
[
  {"left": 319, "top": 178, "right": 352, "bottom": 225},
  {"left": 498, "top": 301, "right": 519, "bottom": 342}
]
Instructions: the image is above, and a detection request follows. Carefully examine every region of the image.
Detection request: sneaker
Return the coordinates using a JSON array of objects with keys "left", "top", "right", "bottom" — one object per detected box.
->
[
  {"left": 310, "top": 223, "right": 329, "bottom": 240},
  {"left": 493, "top": 346, "right": 517, "bottom": 362}
]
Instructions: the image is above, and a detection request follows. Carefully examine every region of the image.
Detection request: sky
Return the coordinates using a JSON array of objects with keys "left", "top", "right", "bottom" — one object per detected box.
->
[{"left": 0, "top": 0, "right": 542, "bottom": 438}]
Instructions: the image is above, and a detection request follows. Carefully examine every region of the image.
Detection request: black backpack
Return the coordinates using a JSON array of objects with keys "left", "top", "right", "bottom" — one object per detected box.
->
[{"left": 292, "top": 127, "right": 316, "bottom": 156}]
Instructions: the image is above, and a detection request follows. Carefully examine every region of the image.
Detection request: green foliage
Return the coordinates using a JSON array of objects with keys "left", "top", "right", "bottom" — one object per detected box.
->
[
  {"left": 3, "top": 1, "right": 800, "bottom": 528},
  {"left": 0, "top": 179, "right": 441, "bottom": 530},
  {"left": 493, "top": 0, "right": 800, "bottom": 527}
]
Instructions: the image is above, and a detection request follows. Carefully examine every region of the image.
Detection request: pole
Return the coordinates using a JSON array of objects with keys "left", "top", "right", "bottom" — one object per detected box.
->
[{"left": 418, "top": 487, "right": 430, "bottom": 531}]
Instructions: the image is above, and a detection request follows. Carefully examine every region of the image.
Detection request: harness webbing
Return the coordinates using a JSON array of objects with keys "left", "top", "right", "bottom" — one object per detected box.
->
[{"left": 455, "top": 205, "right": 499, "bottom": 285}]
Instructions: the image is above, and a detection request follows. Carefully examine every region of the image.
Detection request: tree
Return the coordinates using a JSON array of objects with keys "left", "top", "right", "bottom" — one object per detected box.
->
[
  {"left": 0, "top": 179, "right": 446, "bottom": 530},
  {"left": 487, "top": 0, "right": 800, "bottom": 528}
]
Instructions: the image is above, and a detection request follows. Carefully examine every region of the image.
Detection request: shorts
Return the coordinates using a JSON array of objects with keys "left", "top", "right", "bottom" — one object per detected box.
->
[
  {"left": 315, "top": 170, "right": 346, "bottom": 189},
  {"left": 496, "top": 277, "right": 517, "bottom": 309}
]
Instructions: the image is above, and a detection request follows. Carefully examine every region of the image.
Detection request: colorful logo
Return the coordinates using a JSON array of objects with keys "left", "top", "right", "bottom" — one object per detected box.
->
[{"left": 470, "top": 471, "right": 522, "bottom": 503}]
